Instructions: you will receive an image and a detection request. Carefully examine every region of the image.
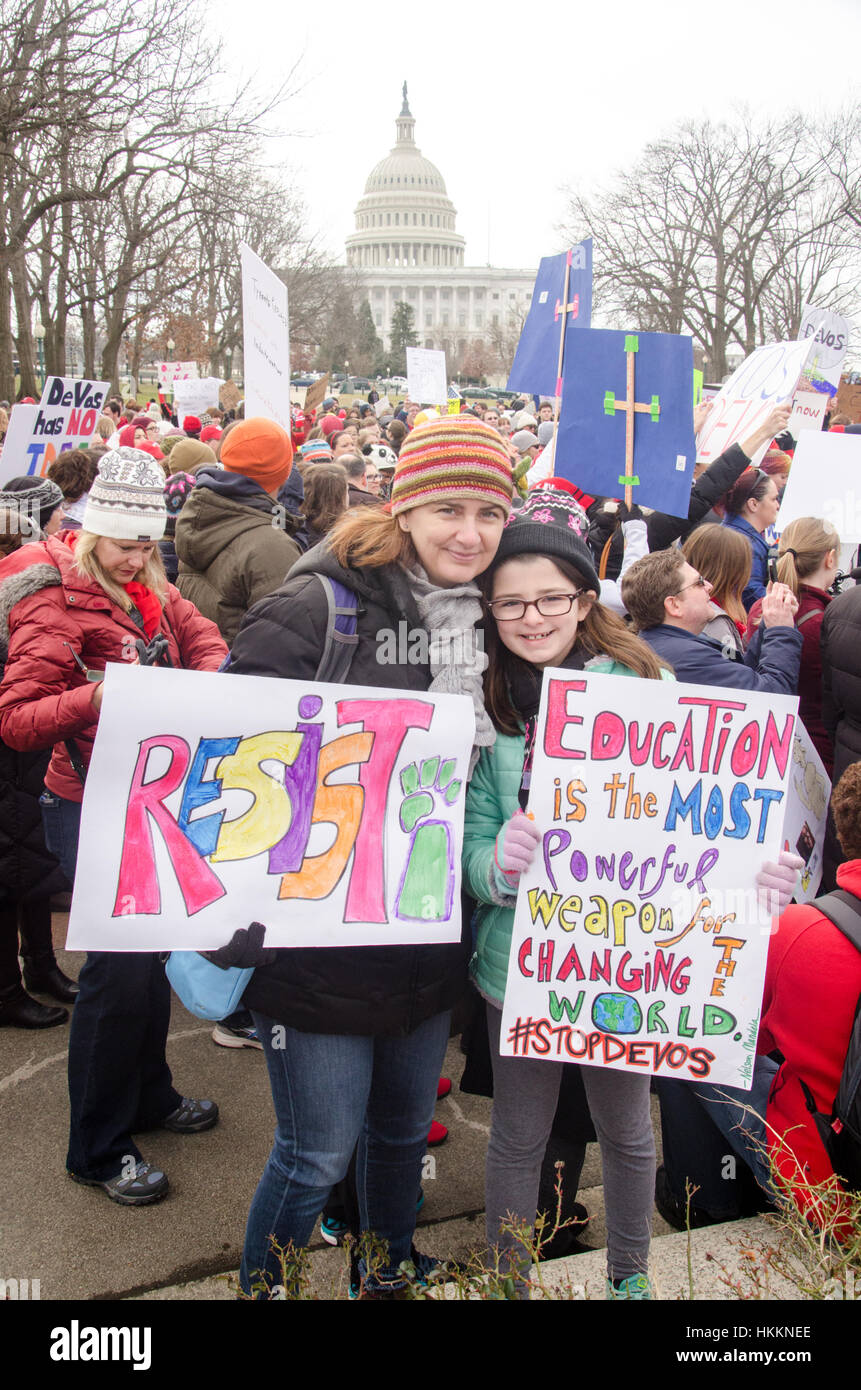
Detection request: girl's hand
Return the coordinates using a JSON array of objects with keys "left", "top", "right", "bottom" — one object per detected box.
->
[
  {"left": 756, "top": 850, "right": 804, "bottom": 915},
  {"left": 91, "top": 681, "right": 104, "bottom": 713},
  {"left": 495, "top": 811, "right": 542, "bottom": 883}
]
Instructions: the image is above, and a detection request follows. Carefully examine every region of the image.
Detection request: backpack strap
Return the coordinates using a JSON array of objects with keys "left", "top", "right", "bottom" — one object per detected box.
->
[
  {"left": 811, "top": 890, "right": 861, "bottom": 953},
  {"left": 796, "top": 610, "right": 820, "bottom": 630},
  {"left": 313, "top": 575, "right": 359, "bottom": 684}
]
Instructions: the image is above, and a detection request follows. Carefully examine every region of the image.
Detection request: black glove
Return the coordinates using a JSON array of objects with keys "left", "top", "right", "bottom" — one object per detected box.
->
[
  {"left": 616, "top": 501, "right": 645, "bottom": 523},
  {"left": 200, "top": 922, "right": 277, "bottom": 970}
]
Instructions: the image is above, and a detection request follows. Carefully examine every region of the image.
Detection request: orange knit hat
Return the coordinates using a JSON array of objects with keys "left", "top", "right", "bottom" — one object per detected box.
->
[{"left": 220, "top": 417, "right": 294, "bottom": 492}]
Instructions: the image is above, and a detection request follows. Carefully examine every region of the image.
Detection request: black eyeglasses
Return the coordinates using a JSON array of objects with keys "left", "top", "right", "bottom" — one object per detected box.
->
[
  {"left": 672, "top": 574, "right": 710, "bottom": 596},
  {"left": 487, "top": 591, "right": 585, "bottom": 621}
]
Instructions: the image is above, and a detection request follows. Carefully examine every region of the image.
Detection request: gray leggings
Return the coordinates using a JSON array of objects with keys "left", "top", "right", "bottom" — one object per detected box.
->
[{"left": 486, "top": 1002, "right": 654, "bottom": 1283}]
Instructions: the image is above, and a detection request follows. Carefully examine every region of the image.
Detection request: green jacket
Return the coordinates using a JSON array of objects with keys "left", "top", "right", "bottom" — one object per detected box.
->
[{"left": 463, "top": 658, "right": 674, "bottom": 1006}]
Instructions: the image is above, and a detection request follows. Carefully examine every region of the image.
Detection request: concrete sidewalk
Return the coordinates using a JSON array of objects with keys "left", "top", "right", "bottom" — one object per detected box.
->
[{"left": 0, "top": 914, "right": 797, "bottom": 1303}]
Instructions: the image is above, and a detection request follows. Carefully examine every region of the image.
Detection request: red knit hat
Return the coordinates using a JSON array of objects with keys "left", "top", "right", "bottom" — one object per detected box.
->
[
  {"left": 390, "top": 415, "right": 513, "bottom": 516},
  {"left": 220, "top": 417, "right": 294, "bottom": 492},
  {"left": 320, "top": 413, "right": 342, "bottom": 437}
]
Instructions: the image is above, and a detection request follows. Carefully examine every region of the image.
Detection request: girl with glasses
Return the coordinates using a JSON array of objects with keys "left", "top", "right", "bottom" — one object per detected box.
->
[{"left": 462, "top": 488, "right": 671, "bottom": 1299}]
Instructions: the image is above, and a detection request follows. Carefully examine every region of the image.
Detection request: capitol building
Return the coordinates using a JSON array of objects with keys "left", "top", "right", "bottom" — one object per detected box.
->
[{"left": 345, "top": 86, "right": 535, "bottom": 372}]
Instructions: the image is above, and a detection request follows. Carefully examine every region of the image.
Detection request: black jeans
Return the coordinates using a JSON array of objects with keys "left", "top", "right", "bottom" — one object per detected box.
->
[{"left": 41, "top": 792, "right": 180, "bottom": 1180}]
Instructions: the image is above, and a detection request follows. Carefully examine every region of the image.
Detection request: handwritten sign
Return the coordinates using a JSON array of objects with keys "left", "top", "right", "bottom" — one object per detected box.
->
[
  {"left": 157, "top": 361, "right": 198, "bottom": 390},
  {"left": 0, "top": 376, "right": 110, "bottom": 483},
  {"left": 406, "top": 347, "right": 448, "bottom": 407},
  {"left": 797, "top": 304, "right": 850, "bottom": 392},
  {"left": 219, "top": 380, "right": 241, "bottom": 411},
  {"left": 172, "top": 377, "right": 224, "bottom": 421},
  {"left": 788, "top": 391, "right": 828, "bottom": 435},
  {"left": 774, "top": 430, "right": 861, "bottom": 543},
  {"left": 696, "top": 340, "right": 813, "bottom": 467},
  {"left": 499, "top": 670, "right": 797, "bottom": 1088},
  {"left": 66, "top": 664, "right": 475, "bottom": 952},
  {"left": 240, "top": 243, "right": 291, "bottom": 430},
  {"left": 303, "top": 374, "right": 330, "bottom": 416},
  {"left": 783, "top": 721, "right": 830, "bottom": 905}
]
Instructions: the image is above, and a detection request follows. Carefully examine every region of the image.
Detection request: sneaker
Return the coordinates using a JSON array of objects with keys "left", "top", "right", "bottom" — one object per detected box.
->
[
  {"left": 69, "top": 1161, "right": 168, "bottom": 1206},
  {"left": 161, "top": 1097, "right": 219, "bottom": 1133},
  {"left": 436, "top": 1076, "right": 452, "bottom": 1100},
  {"left": 320, "top": 1214, "right": 349, "bottom": 1246},
  {"left": 606, "top": 1273, "right": 652, "bottom": 1300},
  {"left": 427, "top": 1120, "right": 448, "bottom": 1147},
  {"left": 212, "top": 1019, "right": 263, "bottom": 1049}
]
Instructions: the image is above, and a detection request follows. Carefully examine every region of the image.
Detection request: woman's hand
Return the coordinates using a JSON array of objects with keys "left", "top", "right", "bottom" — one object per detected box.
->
[
  {"left": 495, "top": 811, "right": 542, "bottom": 886},
  {"left": 756, "top": 850, "right": 804, "bottom": 915}
]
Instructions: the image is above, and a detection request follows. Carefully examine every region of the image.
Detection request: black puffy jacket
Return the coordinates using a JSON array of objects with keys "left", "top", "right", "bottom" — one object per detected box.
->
[{"left": 226, "top": 541, "right": 471, "bottom": 1036}]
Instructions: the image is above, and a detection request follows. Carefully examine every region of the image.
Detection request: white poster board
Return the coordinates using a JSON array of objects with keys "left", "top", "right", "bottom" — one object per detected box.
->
[
  {"left": 499, "top": 670, "right": 797, "bottom": 1088},
  {"left": 798, "top": 303, "right": 850, "bottom": 391},
  {"left": 783, "top": 721, "right": 831, "bottom": 905},
  {"left": 775, "top": 430, "right": 861, "bottom": 543},
  {"left": 788, "top": 390, "right": 828, "bottom": 436},
  {"left": 240, "top": 243, "right": 291, "bottom": 430},
  {"left": 696, "top": 340, "right": 813, "bottom": 467},
  {"left": 406, "top": 347, "right": 448, "bottom": 407},
  {"left": 158, "top": 361, "right": 198, "bottom": 391},
  {"left": 67, "top": 664, "right": 475, "bottom": 952},
  {"left": 0, "top": 376, "right": 109, "bottom": 483},
  {"left": 172, "top": 377, "right": 224, "bottom": 420}
]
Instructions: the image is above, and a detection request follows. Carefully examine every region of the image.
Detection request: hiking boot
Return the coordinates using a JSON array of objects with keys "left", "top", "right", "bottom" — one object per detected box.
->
[{"left": 69, "top": 1161, "right": 169, "bottom": 1206}]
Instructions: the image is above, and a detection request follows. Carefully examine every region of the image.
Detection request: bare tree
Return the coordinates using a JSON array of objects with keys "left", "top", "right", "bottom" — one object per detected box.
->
[{"left": 562, "top": 109, "right": 861, "bottom": 378}]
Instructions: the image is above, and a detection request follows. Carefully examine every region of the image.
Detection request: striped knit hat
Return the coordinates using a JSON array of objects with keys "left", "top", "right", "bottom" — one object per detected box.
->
[
  {"left": 82, "top": 449, "right": 167, "bottom": 541},
  {"left": 390, "top": 415, "right": 513, "bottom": 517}
]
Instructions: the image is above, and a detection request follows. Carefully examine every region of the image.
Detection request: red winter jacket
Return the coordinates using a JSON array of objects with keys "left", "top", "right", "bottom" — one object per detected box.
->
[
  {"left": 758, "top": 859, "right": 861, "bottom": 1218},
  {"left": 747, "top": 584, "right": 833, "bottom": 773},
  {"left": 0, "top": 533, "right": 227, "bottom": 801}
]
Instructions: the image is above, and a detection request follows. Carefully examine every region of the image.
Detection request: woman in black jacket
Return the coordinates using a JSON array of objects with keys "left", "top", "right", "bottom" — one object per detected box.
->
[{"left": 228, "top": 416, "right": 513, "bottom": 1297}]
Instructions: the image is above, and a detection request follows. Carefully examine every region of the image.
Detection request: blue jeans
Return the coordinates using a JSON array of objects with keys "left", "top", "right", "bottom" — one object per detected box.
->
[
  {"left": 40, "top": 791, "right": 180, "bottom": 1181},
  {"left": 656, "top": 1055, "right": 779, "bottom": 1218},
  {"left": 241, "top": 1008, "right": 451, "bottom": 1295}
]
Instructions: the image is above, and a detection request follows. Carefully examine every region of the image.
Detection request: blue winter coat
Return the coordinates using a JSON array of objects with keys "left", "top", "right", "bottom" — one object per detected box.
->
[
  {"left": 723, "top": 513, "right": 771, "bottom": 611},
  {"left": 640, "top": 622, "right": 801, "bottom": 696}
]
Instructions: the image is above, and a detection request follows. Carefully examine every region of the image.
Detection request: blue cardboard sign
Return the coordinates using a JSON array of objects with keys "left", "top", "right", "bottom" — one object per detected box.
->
[
  {"left": 555, "top": 329, "right": 696, "bottom": 518},
  {"left": 506, "top": 240, "right": 592, "bottom": 397}
]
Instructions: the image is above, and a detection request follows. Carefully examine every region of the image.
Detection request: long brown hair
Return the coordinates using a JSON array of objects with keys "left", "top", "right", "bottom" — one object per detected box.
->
[
  {"left": 683, "top": 524, "right": 750, "bottom": 628},
  {"left": 302, "top": 463, "right": 350, "bottom": 539},
  {"left": 328, "top": 505, "right": 417, "bottom": 569},
  {"left": 483, "top": 554, "right": 665, "bottom": 736}
]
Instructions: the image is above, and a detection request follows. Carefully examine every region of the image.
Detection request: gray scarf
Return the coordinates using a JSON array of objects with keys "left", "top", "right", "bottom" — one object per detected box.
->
[{"left": 403, "top": 563, "right": 495, "bottom": 776}]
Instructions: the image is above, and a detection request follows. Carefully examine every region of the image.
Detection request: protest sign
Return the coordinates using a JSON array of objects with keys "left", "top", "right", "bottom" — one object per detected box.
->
[
  {"left": 555, "top": 328, "right": 696, "bottom": 516},
  {"left": 788, "top": 391, "right": 828, "bottom": 435},
  {"left": 499, "top": 670, "right": 797, "bottom": 1088},
  {"left": 303, "top": 374, "right": 330, "bottom": 415},
  {"left": 157, "top": 361, "right": 198, "bottom": 391},
  {"left": 797, "top": 303, "right": 850, "bottom": 392},
  {"left": 836, "top": 377, "right": 861, "bottom": 423},
  {"left": 172, "top": 376, "right": 224, "bottom": 420},
  {"left": 0, "top": 376, "right": 110, "bottom": 483},
  {"left": 783, "top": 722, "right": 830, "bottom": 905},
  {"left": 507, "top": 240, "right": 592, "bottom": 398},
  {"left": 776, "top": 430, "right": 861, "bottom": 543},
  {"left": 240, "top": 242, "right": 291, "bottom": 429},
  {"left": 374, "top": 395, "right": 392, "bottom": 419},
  {"left": 66, "top": 663, "right": 475, "bottom": 952},
  {"left": 695, "top": 339, "right": 813, "bottom": 467},
  {"left": 406, "top": 347, "right": 447, "bottom": 406},
  {"left": 219, "top": 380, "right": 241, "bottom": 411}
]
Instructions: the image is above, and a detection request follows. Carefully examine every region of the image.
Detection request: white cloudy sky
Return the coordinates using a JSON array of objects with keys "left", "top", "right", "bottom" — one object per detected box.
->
[{"left": 211, "top": 0, "right": 860, "bottom": 276}]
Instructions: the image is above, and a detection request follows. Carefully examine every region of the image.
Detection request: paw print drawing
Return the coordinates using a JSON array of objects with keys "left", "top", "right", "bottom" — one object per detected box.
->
[{"left": 395, "top": 757, "right": 461, "bottom": 922}]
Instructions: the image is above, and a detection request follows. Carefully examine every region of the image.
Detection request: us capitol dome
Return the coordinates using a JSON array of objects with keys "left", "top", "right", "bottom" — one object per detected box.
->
[{"left": 345, "top": 84, "right": 535, "bottom": 371}]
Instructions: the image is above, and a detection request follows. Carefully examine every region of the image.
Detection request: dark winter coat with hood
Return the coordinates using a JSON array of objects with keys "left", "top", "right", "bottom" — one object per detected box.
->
[
  {"left": 175, "top": 467, "right": 302, "bottom": 645},
  {"left": 228, "top": 540, "right": 471, "bottom": 1036}
]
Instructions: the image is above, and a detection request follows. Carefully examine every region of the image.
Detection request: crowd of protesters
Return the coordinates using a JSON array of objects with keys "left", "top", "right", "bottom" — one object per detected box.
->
[{"left": 0, "top": 374, "right": 859, "bottom": 1299}]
